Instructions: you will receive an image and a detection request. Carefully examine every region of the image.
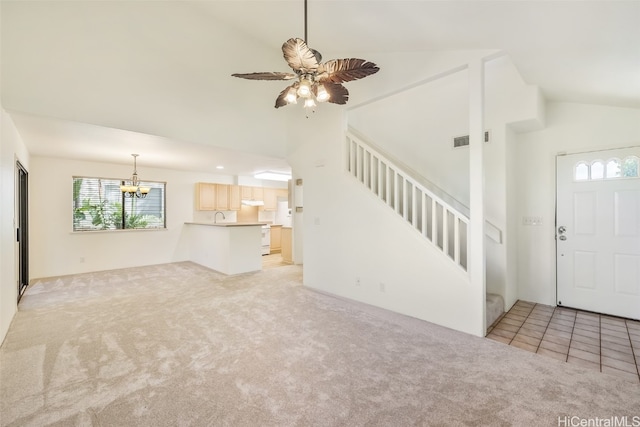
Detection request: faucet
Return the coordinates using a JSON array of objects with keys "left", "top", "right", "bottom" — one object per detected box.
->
[{"left": 214, "top": 211, "right": 226, "bottom": 224}]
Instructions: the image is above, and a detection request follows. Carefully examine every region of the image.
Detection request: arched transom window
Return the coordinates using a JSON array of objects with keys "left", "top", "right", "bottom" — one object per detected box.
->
[{"left": 574, "top": 156, "right": 639, "bottom": 181}]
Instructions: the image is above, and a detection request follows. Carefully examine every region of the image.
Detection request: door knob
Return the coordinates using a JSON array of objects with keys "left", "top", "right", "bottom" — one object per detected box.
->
[
  {"left": 559, "top": 235, "right": 567, "bottom": 241},
  {"left": 558, "top": 226, "right": 566, "bottom": 234}
]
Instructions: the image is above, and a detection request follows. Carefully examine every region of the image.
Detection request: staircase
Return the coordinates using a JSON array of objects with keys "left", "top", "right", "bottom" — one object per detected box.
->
[
  {"left": 345, "top": 130, "right": 504, "bottom": 331},
  {"left": 345, "top": 130, "right": 469, "bottom": 272}
]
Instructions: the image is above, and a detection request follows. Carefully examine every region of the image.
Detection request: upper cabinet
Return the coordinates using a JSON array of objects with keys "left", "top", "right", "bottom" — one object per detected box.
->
[
  {"left": 277, "top": 188, "right": 288, "bottom": 200},
  {"left": 252, "top": 186, "right": 264, "bottom": 201},
  {"left": 216, "top": 184, "right": 230, "bottom": 210},
  {"left": 263, "top": 187, "right": 277, "bottom": 211},
  {"left": 197, "top": 183, "right": 287, "bottom": 211},
  {"left": 241, "top": 185, "right": 253, "bottom": 199},
  {"left": 263, "top": 187, "right": 289, "bottom": 211},
  {"left": 196, "top": 183, "right": 239, "bottom": 211},
  {"left": 196, "top": 182, "right": 217, "bottom": 210},
  {"left": 229, "top": 185, "right": 241, "bottom": 210},
  {"left": 241, "top": 186, "right": 264, "bottom": 201}
]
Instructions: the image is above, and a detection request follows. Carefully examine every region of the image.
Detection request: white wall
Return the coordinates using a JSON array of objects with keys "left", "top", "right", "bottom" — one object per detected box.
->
[
  {"left": 288, "top": 69, "right": 640, "bottom": 335},
  {"left": 0, "top": 109, "right": 30, "bottom": 344},
  {"left": 29, "top": 156, "right": 239, "bottom": 278},
  {"left": 287, "top": 108, "right": 480, "bottom": 335},
  {"left": 484, "top": 56, "right": 544, "bottom": 311},
  {"left": 516, "top": 102, "right": 640, "bottom": 305},
  {"left": 348, "top": 69, "right": 471, "bottom": 205},
  {"left": 342, "top": 49, "right": 498, "bottom": 109},
  {"left": 505, "top": 125, "right": 520, "bottom": 309},
  {"left": 346, "top": 55, "right": 542, "bottom": 311}
]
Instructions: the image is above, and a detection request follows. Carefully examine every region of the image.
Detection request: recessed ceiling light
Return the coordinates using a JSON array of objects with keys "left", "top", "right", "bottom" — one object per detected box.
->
[{"left": 216, "top": 165, "right": 224, "bottom": 170}]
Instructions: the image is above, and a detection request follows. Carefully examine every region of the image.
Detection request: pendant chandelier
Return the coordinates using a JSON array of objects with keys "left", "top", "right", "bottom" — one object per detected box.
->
[{"left": 120, "top": 154, "right": 150, "bottom": 198}]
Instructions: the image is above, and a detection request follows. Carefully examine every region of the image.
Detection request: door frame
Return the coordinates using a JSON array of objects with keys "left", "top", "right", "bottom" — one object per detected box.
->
[{"left": 16, "top": 160, "right": 29, "bottom": 302}]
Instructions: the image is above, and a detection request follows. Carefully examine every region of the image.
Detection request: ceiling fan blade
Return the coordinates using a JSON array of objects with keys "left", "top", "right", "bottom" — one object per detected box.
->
[
  {"left": 282, "top": 38, "right": 319, "bottom": 73},
  {"left": 274, "top": 84, "right": 296, "bottom": 109},
  {"left": 311, "top": 48, "right": 322, "bottom": 64},
  {"left": 322, "top": 82, "right": 349, "bottom": 105},
  {"left": 232, "top": 72, "right": 297, "bottom": 81},
  {"left": 318, "top": 59, "right": 380, "bottom": 83}
]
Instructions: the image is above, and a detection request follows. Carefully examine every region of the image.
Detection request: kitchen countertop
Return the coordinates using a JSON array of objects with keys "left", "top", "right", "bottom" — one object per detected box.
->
[{"left": 185, "top": 222, "right": 267, "bottom": 227}]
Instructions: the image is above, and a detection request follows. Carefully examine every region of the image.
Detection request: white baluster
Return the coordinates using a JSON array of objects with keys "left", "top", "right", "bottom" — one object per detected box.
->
[
  {"left": 443, "top": 208, "right": 449, "bottom": 256},
  {"left": 454, "top": 216, "right": 461, "bottom": 265}
]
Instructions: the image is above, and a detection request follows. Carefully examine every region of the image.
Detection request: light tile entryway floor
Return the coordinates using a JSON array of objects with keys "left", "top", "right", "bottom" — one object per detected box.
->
[
  {"left": 487, "top": 301, "right": 640, "bottom": 383},
  {"left": 262, "top": 253, "right": 290, "bottom": 269}
]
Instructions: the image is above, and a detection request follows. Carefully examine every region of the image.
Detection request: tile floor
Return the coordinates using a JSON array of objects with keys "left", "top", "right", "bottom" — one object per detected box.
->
[
  {"left": 261, "top": 253, "right": 290, "bottom": 269},
  {"left": 487, "top": 300, "right": 640, "bottom": 383}
]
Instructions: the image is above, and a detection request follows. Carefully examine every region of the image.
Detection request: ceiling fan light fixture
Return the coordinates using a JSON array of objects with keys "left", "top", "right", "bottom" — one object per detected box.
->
[
  {"left": 316, "top": 84, "right": 330, "bottom": 102},
  {"left": 297, "top": 79, "right": 312, "bottom": 97},
  {"left": 231, "top": 0, "right": 379, "bottom": 113},
  {"left": 285, "top": 86, "right": 298, "bottom": 104}
]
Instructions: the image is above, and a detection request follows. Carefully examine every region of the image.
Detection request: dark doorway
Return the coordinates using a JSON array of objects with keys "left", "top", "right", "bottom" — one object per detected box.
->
[{"left": 16, "top": 161, "right": 29, "bottom": 302}]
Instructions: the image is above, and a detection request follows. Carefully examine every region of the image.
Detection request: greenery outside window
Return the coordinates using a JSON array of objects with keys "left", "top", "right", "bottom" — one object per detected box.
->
[{"left": 73, "top": 177, "right": 166, "bottom": 231}]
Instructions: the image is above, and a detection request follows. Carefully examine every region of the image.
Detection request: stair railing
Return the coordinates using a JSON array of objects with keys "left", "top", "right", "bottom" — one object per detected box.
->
[{"left": 345, "top": 131, "right": 469, "bottom": 272}]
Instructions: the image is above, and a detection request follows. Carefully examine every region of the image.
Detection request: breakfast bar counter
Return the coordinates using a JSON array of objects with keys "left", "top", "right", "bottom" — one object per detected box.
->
[{"left": 185, "top": 222, "right": 263, "bottom": 275}]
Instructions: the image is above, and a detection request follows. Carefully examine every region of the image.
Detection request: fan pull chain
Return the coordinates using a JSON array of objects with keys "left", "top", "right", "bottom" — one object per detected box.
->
[{"left": 305, "top": 105, "right": 315, "bottom": 119}]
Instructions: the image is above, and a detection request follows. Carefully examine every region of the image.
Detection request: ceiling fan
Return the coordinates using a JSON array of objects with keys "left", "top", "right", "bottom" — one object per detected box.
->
[{"left": 231, "top": 0, "right": 379, "bottom": 112}]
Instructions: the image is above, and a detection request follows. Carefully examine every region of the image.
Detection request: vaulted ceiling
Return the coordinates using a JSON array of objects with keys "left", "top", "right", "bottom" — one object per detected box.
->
[{"left": 2, "top": 1, "right": 638, "bottom": 175}]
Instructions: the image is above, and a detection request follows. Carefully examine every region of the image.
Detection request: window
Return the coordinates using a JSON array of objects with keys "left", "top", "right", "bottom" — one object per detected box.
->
[
  {"left": 590, "top": 160, "right": 604, "bottom": 179},
  {"left": 73, "top": 177, "right": 166, "bottom": 231},
  {"left": 575, "top": 162, "right": 589, "bottom": 181},
  {"left": 622, "top": 156, "right": 639, "bottom": 178},
  {"left": 574, "top": 156, "right": 639, "bottom": 181},
  {"left": 605, "top": 159, "right": 622, "bottom": 178}
]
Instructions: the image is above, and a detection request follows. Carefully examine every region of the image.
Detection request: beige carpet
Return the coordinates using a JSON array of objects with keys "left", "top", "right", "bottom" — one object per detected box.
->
[{"left": 1, "top": 262, "right": 638, "bottom": 426}]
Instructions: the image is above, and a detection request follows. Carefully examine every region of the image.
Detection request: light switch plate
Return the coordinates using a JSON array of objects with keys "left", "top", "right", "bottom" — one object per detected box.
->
[{"left": 522, "top": 216, "right": 543, "bottom": 226}]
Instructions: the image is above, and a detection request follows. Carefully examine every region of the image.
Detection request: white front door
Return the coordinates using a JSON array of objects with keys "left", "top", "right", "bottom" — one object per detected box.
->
[{"left": 556, "top": 147, "right": 640, "bottom": 320}]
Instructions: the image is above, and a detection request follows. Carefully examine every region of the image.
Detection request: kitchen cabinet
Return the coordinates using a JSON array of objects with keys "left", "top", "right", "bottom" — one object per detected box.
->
[
  {"left": 196, "top": 183, "right": 236, "bottom": 211},
  {"left": 261, "top": 188, "right": 289, "bottom": 211},
  {"left": 216, "top": 184, "right": 229, "bottom": 210},
  {"left": 196, "top": 183, "right": 217, "bottom": 210},
  {"left": 281, "top": 227, "right": 292, "bottom": 264},
  {"left": 199, "top": 184, "right": 285, "bottom": 211},
  {"left": 277, "top": 188, "right": 288, "bottom": 199},
  {"left": 263, "top": 188, "right": 278, "bottom": 211},
  {"left": 252, "top": 186, "right": 264, "bottom": 200},
  {"left": 229, "top": 185, "right": 241, "bottom": 210},
  {"left": 270, "top": 225, "right": 282, "bottom": 253},
  {"left": 241, "top": 185, "right": 252, "bottom": 199},
  {"left": 241, "top": 186, "right": 264, "bottom": 201}
]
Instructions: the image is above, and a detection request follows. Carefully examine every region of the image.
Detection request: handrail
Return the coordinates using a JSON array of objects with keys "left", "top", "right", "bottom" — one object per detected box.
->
[
  {"left": 347, "top": 127, "right": 470, "bottom": 217},
  {"left": 346, "top": 129, "right": 503, "bottom": 245}
]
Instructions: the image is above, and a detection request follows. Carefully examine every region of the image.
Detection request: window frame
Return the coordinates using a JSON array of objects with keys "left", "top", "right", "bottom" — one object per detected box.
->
[
  {"left": 573, "top": 156, "right": 639, "bottom": 182},
  {"left": 72, "top": 175, "right": 167, "bottom": 233}
]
